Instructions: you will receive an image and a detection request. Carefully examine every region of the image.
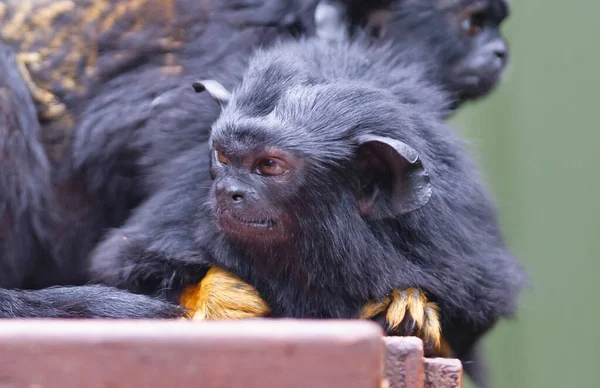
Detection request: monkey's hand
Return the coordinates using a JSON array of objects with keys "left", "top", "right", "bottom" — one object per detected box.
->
[
  {"left": 361, "top": 288, "right": 443, "bottom": 354},
  {"left": 179, "top": 267, "right": 270, "bottom": 320}
]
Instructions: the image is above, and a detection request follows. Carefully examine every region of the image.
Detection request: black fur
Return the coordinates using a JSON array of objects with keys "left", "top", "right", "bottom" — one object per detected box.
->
[
  {"left": 0, "top": 0, "right": 508, "bottom": 290},
  {"left": 0, "top": 43, "right": 55, "bottom": 289},
  {"left": 0, "top": 1, "right": 300, "bottom": 278},
  {"left": 215, "top": 0, "right": 319, "bottom": 31},
  {"left": 0, "top": 45, "right": 187, "bottom": 319},
  {"left": 0, "top": 1, "right": 302, "bottom": 318},
  {"left": 67, "top": 0, "right": 512, "bottom": 253},
  {"left": 0, "top": 285, "right": 185, "bottom": 319},
  {"left": 90, "top": 35, "right": 526, "bottom": 378},
  {"left": 0, "top": 0, "right": 515, "bottom": 338}
]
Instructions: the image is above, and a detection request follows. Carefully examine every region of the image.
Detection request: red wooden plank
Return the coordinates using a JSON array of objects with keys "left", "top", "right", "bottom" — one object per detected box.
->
[{"left": 0, "top": 319, "right": 384, "bottom": 388}]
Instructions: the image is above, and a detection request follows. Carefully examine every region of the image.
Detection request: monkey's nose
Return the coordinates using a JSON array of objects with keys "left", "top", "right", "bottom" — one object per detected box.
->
[
  {"left": 490, "top": 40, "right": 507, "bottom": 60},
  {"left": 494, "top": 48, "right": 506, "bottom": 60}
]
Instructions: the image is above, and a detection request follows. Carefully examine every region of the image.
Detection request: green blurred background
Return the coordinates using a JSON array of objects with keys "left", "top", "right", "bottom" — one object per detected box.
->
[{"left": 451, "top": 1, "right": 600, "bottom": 387}]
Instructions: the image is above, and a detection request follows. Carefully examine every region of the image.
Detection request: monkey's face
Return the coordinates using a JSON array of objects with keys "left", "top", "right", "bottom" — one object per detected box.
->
[
  {"left": 207, "top": 116, "right": 432, "bottom": 249},
  {"left": 199, "top": 79, "right": 431, "bottom": 250},
  {"left": 443, "top": 0, "right": 510, "bottom": 101},
  {"left": 368, "top": 0, "right": 510, "bottom": 103},
  {"left": 209, "top": 138, "right": 302, "bottom": 245}
]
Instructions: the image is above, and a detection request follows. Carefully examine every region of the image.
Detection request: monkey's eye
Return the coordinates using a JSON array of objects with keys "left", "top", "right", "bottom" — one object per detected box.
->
[
  {"left": 255, "top": 158, "right": 288, "bottom": 176},
  {"left": 215, "top": 149, "right": 229, "bottom": 165},
  {"left": 461, "top": 13, "right": 485, "bottom": 37}
]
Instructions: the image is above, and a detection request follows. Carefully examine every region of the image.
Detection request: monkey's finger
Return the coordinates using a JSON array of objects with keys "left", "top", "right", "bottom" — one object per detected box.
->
[
  {"left": 386, "top": 290, "right": 409, "bottom": 330},
  {"left": 406, "top": 288, "right": 427, "bottom": 329},
  {"left": 418, "top": 302, "right": 442, "bottom": 352},
  {"left": 360, "top": 297, "right": 391, "bottom": 319}
]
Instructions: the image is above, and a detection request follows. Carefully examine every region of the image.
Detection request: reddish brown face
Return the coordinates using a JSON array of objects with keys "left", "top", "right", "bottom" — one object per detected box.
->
[{"left": 210, "top": 143, "right": 300, "bottom": 244}]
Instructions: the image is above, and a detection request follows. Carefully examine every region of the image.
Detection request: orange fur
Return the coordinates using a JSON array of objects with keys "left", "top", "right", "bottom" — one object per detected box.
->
[
  {"left": 419, "top": 302, "right": 441, "bottom": 351},
  {"left": 360, "top": 297, "right": 391, "bottom": 319},
  {"left": 179, "top": 267, "right": 270, "bottom": 321},
  {"left": 180, "top": 266, "right": 446, "bottom": 355},
  {"left": 363, "top": 288, "right": 444, "bottom": 355},
  {"left": 386, "top": 290, "right": 409, "bottom": 330},
  {"left": 434, "top": 337, "right": 453, "bottom": 358},
  {"left": 406, "top": 288, "right": 427, "bottom": 329}
]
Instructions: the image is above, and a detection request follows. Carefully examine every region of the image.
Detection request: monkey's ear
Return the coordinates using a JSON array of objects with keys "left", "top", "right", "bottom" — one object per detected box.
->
[
  {"left": 192, "top": 80, "right": 231, "bottom": 108},
  {"left": 356, "top": 135, "right": 432, "bottom": 219}
]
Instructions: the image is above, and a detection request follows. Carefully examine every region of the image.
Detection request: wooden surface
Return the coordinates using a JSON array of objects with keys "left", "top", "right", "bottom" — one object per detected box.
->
[
  {"left": 424, "top": 358, "right": 463, "bottom": 388},
  {"left": 384, "top": 337, "right": 425, "bottom": 388},
  {"left": 0, "top": 319, "right": 384, "bottom": 388},
  {"left": 0, "top": 319, "right": 462, "bottom": 387}
]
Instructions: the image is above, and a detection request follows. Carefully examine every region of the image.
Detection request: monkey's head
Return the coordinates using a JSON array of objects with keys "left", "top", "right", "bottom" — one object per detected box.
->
[
  {"left": 194, "top": 79, "right": 432, "bottom": 249},
  {"left": 439, "top": 0, "right": 510, "bottom": 102},
  {"left": 357, "top": 0, "right": 510, "bottom": 104}
]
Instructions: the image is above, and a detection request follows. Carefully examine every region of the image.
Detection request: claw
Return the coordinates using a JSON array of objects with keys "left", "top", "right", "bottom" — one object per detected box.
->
[
  {"left": 361, "top": 288, "right": 443, "bottom": 355},
  {"left": 359, "top": 297, "right": 390, "bottom": 319},
  {"left": 406, "top": 288, "right": 426, "bottom": 329},
  {"left": 179, "top": 267, "right": 270, "bottom": 320},
  {"left": 419, "top": 302, "right": 441, "bottom": 350},
  {"left": 386, "top": 290, "right": 408, "bottom": 330}
]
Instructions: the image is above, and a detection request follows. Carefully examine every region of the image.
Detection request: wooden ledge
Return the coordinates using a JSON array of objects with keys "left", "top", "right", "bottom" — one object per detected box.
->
[
  {"left": 0, "top": 319, "right": 384, "bottom": 388},
  {"left": 0, "top": 319, "right": 462, "bottom": 387}
]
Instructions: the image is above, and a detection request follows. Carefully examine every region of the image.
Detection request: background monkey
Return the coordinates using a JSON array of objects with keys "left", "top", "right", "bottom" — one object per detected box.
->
[{"left": 339, "top": 0, "right": 511, "bottom": 109}]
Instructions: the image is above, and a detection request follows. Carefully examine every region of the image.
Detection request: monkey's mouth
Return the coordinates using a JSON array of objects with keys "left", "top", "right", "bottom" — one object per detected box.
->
[
  {"left": 452, "top": 61, "right": 504, "bottom": 100},
  {"left": 227, "top": 213, "right": 276, "bottom": 229},
  {"left": 453, "top": 73, "right": 499, "bottom": 100},
  {"left": 216, "top": 209, "right": 289, "bottom": 244}
]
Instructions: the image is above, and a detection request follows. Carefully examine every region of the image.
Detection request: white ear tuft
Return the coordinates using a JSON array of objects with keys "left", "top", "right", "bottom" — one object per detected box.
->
[
  {"left": 192, "top": 80, "right": 231, "bottom": 108},
  {"left": 315, "top": 1, "right": 348, "bottom": 41}
]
